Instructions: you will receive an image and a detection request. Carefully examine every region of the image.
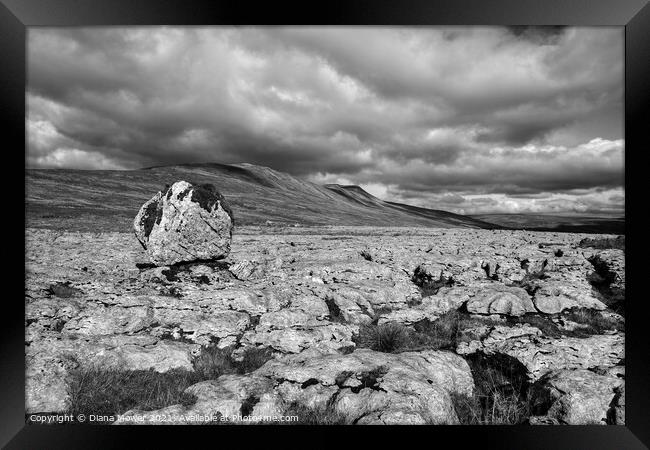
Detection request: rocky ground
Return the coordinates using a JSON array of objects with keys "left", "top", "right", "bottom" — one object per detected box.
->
[{"left": 25, "top": 226, "right": 625, "bottom": 425}]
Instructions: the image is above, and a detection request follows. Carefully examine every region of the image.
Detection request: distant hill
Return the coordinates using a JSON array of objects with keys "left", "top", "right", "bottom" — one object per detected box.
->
[
  {"left": 26, "top": 162, "right": 501, "bottom": 232},
  {"left": 470, "top": 213, "right": 625, "bottom": 235}
]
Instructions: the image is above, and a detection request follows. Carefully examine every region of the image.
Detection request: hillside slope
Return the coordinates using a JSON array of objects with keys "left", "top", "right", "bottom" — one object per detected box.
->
[{"left": 26, "top": 162, "right": 500, "bottom": 232}]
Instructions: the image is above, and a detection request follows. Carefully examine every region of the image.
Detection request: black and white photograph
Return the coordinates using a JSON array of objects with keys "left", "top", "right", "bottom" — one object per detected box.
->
[{"left": 24, "top": 26, "right": 626, "bottom": 426}]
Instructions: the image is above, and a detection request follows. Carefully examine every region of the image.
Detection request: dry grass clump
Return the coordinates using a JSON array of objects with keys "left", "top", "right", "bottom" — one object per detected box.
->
[
  {"left": 191, "top": 345, "right": 274, "bottom": 378},
  {"left": 66, "top": 345, "right": 274, "bottom": 422},
  {"left": 282, "top": 401, "right": 349, "bottom": 425},
  {"left": 510, "top": 308, "right": 622, "bottom": 338},
  {"left": 355, "top": 310, "right": 495, "bottom": 353},
  {"left": 355, "top": 322, "right": 412, "bottom": 353},
  {"left": 47, "top": 282, "right": 82, "bottom": 298},
  {"left": 451, "top": 353, "right": 532, "bottom": 425},
  {"left": 509, "top": 314, "right": 563, "bottom": 338},
  {"left": 67, "top": 367, "right": 200, "bottom": 419},
  {"left": 562, "top": 307, "right": 623, "bottom": 334},
  {"left": 578, "top": 236, "right": 625, "bottom": 251}
]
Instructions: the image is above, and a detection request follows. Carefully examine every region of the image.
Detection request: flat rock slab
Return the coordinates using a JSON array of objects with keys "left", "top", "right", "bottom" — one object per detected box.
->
[{"left": 116, "top": 348, "right": 474, "bottom": 425}]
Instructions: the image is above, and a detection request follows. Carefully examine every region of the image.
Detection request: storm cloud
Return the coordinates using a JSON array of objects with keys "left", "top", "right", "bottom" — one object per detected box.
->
[{"left": 27, "top": 27, "right": 624, "bottom": 215}]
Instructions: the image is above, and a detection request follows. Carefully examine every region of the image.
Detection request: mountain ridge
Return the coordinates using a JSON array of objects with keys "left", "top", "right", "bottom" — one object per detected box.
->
[{"left": 26, "top": 162, "right": 501, "bottom": 232}]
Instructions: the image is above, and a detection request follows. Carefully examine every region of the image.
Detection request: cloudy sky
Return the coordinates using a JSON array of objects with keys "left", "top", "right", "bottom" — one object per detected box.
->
[{"left": 27, "top": 27, "right": 624, "bottom": 215}]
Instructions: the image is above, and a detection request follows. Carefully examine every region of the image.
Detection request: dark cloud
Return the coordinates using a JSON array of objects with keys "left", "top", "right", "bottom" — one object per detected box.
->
[
  {"left": 506, "top": 26, "right": 568, "bottom": 44},
  {"left": 27, "top": 27, "right": 624, "bottom": 214}
]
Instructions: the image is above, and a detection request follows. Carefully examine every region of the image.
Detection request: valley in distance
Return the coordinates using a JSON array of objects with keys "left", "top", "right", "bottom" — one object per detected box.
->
[{"left": 25, "top": 162, "right": 625, "bottom": 425}]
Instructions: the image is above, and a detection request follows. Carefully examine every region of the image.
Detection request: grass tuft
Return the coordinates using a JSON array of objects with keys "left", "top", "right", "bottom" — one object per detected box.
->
[
  {"left": 47, "top": 282, "right": 82, "bottom": 298},
  {"left": 451, "top": 353, "right": 531, "bottom": 425},
  {"left": 65, "top": 345, "right": 274, "bottom": 422},
  {"left": 562, "top": 307, "right": 622, "bottom": 334},
  {"left": 355, "top": 322, "right": 411, "bottom": 353},
  {"left": 67, "top": 367, "right": 201, "bottom": 418},
  {"left": 578, "top": 236, "right": 624, "bottom": 251},
  {"left": 282, "top": 401, "right": 349, "bottom": 425},
  {"left": 355, "top": 310, "right": 496, "bottom": 353}
]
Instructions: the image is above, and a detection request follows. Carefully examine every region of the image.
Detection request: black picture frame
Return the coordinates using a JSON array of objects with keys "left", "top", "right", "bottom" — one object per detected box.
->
[{"left": 4, "top": 0, "right": 648, "bottom": 448}]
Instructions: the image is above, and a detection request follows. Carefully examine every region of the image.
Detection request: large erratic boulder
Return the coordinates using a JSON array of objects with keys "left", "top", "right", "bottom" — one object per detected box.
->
[{"left": 134, "top": 181, "right": 234, "bottom": 266}]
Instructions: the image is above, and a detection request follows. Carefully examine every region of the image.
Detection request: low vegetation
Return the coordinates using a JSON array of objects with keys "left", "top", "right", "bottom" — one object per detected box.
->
[
  {"left": 354, "top": 310, "right": 495, "bottom": 353},
  {"left": 66, "top": 345, "right": 274, "bottom": 421},
  {"left": 47, "top": 282, "right": 82, "bottom": 298},
  {"left": 509, "top": 314, "right": 564, "bottom": 338},
  {"left": 510, "top": 308, "right": 622, "bottom": 338},
  {"left": 282, "top": 401, "right": 349, "bottom": 425},
  {"left": 578, "top": 236, "right": 625, "bottom": 251},
  {"left": 562, "top": 307, "right": 623, "bottom": 334},
  {"left": 355, "top": 322, "right": 412, "bottom": 353},
  {"left": 451, "top": 353, "right": 532, "bottom": 425},
  {"left": 357, "top": 303, "right": 623, "bottom": 356},
  {"left": 411, "top": 265, "right": 455, "bottom": 297},
  {"left": 508, "top": 268, "right": 550, "bottom": 296},
  {"left": 586, "top": 255, "right": 625, "bottom": 313},
  {"left": 67, "top": 367, "right": 200, "bottom": 418}
]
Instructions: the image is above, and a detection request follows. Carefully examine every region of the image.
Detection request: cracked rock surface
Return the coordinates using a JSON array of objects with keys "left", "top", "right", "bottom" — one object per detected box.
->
[
  {"left": 133, "top": 181, "right": 234, "bottom": 266},
  {"left": 25, "top": 226, "right": 624, "bottom": 423}
]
